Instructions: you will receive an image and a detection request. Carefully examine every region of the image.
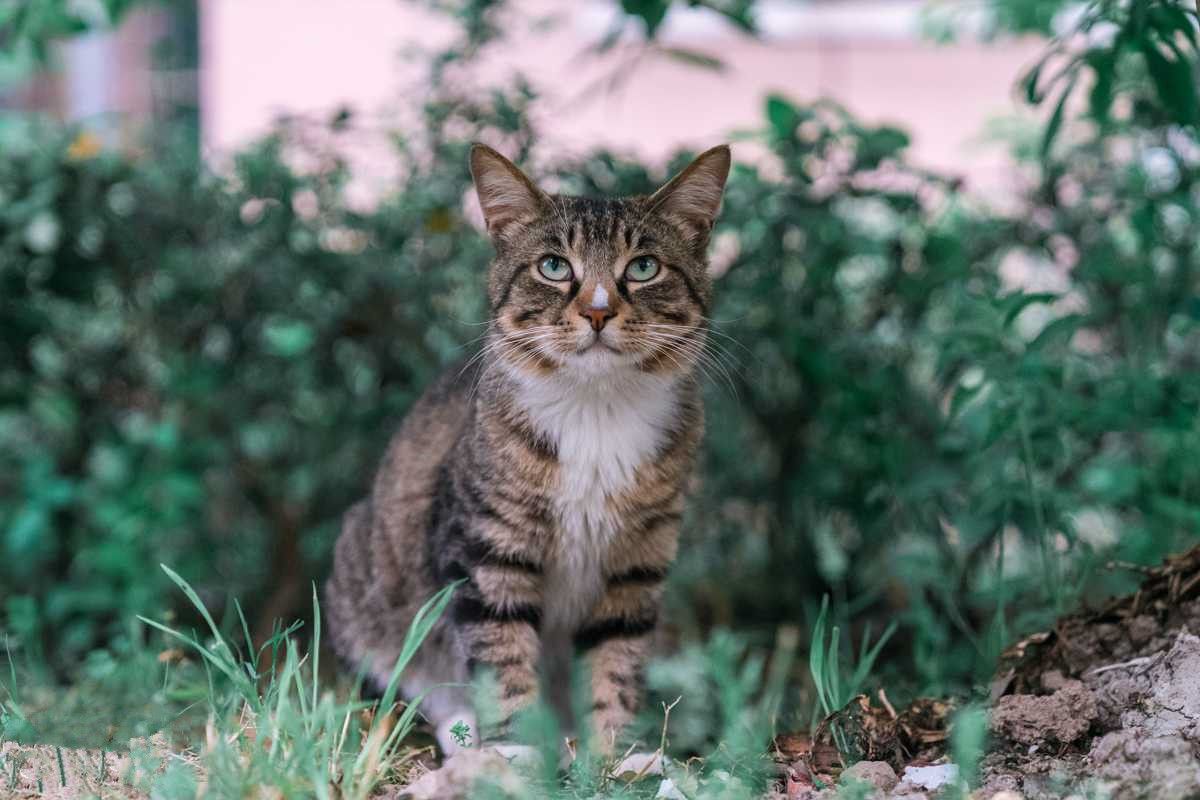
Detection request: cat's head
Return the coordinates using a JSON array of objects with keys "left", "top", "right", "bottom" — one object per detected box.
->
[{"left": 470, "top": 143, "right": 730, "bottom": 381}]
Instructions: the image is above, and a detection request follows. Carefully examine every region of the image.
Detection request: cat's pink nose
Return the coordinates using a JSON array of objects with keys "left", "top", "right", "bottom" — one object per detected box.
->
[{"left": 581, "top": 306, "right": 616, "bottom": 332}]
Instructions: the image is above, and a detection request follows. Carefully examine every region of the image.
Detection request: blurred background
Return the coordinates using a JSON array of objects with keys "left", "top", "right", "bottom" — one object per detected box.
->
[{"left": 2, "top": 0, "right": 1199, "bottom": 744}]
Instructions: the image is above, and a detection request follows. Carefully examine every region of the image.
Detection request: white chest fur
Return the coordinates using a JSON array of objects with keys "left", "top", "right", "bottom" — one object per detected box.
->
[{"left": 513, "top": 370, "right": 679, "bottom": 631}]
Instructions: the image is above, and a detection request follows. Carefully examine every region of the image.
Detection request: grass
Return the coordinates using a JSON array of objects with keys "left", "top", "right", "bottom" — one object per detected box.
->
[
  {"left": 0, "top": 570, "right": 897, "bottom": 799},
  {"left": 808, "top": 596, "right": 897, "bottom": 725},
  {"left": 2, "top": 566, "right": 457, "bottom": 799}
]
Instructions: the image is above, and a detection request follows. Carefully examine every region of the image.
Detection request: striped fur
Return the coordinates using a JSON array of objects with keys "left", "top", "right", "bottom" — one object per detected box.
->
[{"left": 324, "top": 143, "right": 730, "bottom": 754}]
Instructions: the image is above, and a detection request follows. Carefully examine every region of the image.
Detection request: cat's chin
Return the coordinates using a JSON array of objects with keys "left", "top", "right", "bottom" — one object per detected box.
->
[{"left": 561, "top": 346, "right": 634, "bottom": 376}]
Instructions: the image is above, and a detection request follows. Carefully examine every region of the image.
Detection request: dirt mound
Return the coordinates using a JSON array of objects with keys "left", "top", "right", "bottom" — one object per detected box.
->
[
  {"left": 779, "top": 546, "right": 1200, "bottom": 800},
  {"left": 979, "top": 547, "right": 1200, "bottom": 799}
]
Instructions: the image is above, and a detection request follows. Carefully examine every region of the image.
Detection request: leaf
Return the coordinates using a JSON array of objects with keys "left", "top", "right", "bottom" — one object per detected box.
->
[
  {"left": 1140, "top": 38, "right": 1200, "bottom": 126},
  {"left": 1040, "top": 73, "right": 1078, "bottom": 159},
  {"left": 621, "top": 0, "right": 671, "bottom": 38},
  {"left": 1027, "top": 313, "right": 1086, "bottom": 352},
  {"left": 1000, "top": 291, "right": 1059, "bottom": 325},
  {"left": 1085, "top": 48, "right": 1117, "bottom": 124},
  {"left": 261, "top": 317, "right": 315, "bottom": 357},
  {"left": 659, "top": 46, "right": 725, "bottom": 71},
  {"left": 856, "top": 126, "right": 911, "bottom": 169},
  {"left": 1147, "top": 4, "right": 1199, "bottom": 47},
  {"left": 1020, "top": 56, "right": 1049, "bottom": 105},
  {"left": 765, "top": 94, "right": 800, "bottom": 141}
]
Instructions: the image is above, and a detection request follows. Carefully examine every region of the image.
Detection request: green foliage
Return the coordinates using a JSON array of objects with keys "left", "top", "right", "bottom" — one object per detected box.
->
[
  {"left": 3, "top": 0, "right": 1200, "bottom": 753},
  {"left": 0, "top": 105, "right": 510, "bottom": 671},
  {"left": 808, "top": 596, "right": 896, "bottom": 723},
  {"left": 1022, "top": 0, "right": 1200, "bottom": 155}
]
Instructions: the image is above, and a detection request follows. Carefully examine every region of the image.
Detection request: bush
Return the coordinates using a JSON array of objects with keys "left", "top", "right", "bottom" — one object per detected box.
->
[{"left": 3, "top": 0, "right": 1200, "bottom": 699}]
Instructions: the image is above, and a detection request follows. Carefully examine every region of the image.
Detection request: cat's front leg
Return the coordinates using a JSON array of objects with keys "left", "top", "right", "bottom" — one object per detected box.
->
[
  {"left": 574, "top": 530, "right": 674, "bottom": 753},
  {"left": 448, "top": 534, "right": 546, "bottom": 743}
]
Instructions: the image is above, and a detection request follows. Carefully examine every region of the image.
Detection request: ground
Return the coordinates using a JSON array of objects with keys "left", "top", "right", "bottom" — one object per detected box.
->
[
  {"left": 6, "top": 549, "right": 1200, "bottom": 799},
  {"left": 779, "top": 546, "right": 1200, "bottom": 800}
]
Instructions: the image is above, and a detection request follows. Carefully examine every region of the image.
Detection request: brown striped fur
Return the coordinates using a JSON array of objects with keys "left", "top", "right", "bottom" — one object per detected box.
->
[{"left": 324, "top": 143, "right": 730, "bottom": 754}]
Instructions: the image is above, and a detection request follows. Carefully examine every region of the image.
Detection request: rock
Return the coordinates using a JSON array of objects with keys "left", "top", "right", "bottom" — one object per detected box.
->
[
  {"left": 900, "top": 763, "right": 959, "bottom": 792},
  {"left": 1087, "top": 730, "right": 1200, "bottom": 800},
  {"left": 655, "top": 777, "right": 687, "bottom": 799},
  {"left": 1121, "top": 632, "right": 1200, "bottom": 742},
  {"left": 1127, "top": 614, "right": 1159, "bottom": 648},
  {"left": 990, "top": 680, "right": 1097, "bottom": 746},
  {"left": 1040, "top": 670, "right": 1068, "bottom": 692},
  {"left": 842, "top": 760, "right": 898, "bottom": 793},
  {"left": 987, "top": 792, "right": 1024, "bottom": 800},
  {"left": 400, "top": 747, "right": 530, "bottom": 799}
]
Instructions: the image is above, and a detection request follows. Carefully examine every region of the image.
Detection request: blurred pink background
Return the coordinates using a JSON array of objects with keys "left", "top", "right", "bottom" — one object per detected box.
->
[{"left": 12, "top": 1, "right": 1045, "bottom": 195}]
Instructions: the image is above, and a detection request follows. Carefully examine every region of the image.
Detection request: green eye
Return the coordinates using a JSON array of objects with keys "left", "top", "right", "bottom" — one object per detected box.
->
[
  {"left": 537, "top": 255, "right": 572, "bottom": 281},
  {"left": 625, "top": 256, "right": 660, "bottom": 282}
]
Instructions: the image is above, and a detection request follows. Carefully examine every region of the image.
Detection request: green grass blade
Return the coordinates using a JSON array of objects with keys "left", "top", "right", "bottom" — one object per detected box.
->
[
  {"left": 137, "top": 616, "right": 246, "bottom": 688},
  {"left": 377, "top": 581, "right": 459, "bottom": 715},
  {"left": 311, "top": 583, "right": 322, "bottom": 722}
]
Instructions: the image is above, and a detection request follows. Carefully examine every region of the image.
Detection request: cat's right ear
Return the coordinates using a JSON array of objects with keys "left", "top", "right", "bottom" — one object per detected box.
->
[{"left": 469, "top": 144, "right": 548, "bottom": 242}]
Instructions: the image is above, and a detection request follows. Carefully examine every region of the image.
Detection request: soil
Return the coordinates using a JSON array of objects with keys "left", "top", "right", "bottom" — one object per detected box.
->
[{"left": 778, "top": 546, "right": 1200, "bottom": 800}]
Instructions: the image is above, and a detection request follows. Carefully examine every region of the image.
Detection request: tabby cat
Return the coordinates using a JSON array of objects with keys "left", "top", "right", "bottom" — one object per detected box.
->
[{"left": 325, "top": 142, "right": 731, "bottom": 756}]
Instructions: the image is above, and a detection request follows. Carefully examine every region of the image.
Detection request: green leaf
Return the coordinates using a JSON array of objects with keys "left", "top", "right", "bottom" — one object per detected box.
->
[
  {"left": 1028, "top": 313, "right": 1085, "bottom": 351},
  {"left": 621, "top": 0, "right": 671, "bottom": 38},
  {"left": 1020, "top": 56, "right": 1049, "bottom": 104},
  {"left": 1085, "top": 48, "right": 1116, "bottom": 124},
  {"left": 659, "top": 46, "right": 725, "bottom": 72},
  {"left": 1001, "top": 291, "right": 1059, "bottom": 325},
  {"left": 856, "top": 126, "right": 911, "bottom": 169},
  {"left": 1040, "top": 73, "right": 1078, "bottom": 159},
  {"left": 1140, "top": 39, "right": 1200, "bottom": 125},
  {"left": 261, "top": 317, "right": 315, "bottom": 357},
  {"left": 765, "top": 94, "right": 799, "bottom": 140}
]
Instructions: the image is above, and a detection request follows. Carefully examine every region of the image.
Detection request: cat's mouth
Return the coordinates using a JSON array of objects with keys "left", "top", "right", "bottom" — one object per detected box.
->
[{"left": 575, "top": 336, "right": 622, "bottom": 356}]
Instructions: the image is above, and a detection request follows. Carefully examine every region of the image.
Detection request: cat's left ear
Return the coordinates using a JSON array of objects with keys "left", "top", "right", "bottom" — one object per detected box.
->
[
  {"left": 469, "top": 143, "right": 549, "bottom": 242},
  {"left": 648, "top": 145, "right": 731, "bottom": 244}
]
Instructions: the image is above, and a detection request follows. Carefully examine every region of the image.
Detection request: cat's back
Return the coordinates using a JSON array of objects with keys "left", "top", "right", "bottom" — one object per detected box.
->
[{"left": 372, "top": 358, "right": 477, "bottom": 547}]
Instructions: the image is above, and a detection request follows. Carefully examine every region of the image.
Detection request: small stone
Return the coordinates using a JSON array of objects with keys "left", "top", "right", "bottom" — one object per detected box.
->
[
  {"left": 655, "top": 777, "right": 687, "bottom": 800},
  {"left": 1127, "top": 614, "right": 1159, "bottom": 647},
  {"left": 1040, "top": 670, "right": 1067, "bottom": 692},
  {"left": 991, "top": 681, "right": 1097, "bottom": 746},
  {"left": 842, "top": 760, "right": 899, "bottom": 793},
  {"left": 887, "top": 785, "right": 929, "bottom": 800},
  {"left": 901, "top": 763, "right": 960, "bottom": 791}
]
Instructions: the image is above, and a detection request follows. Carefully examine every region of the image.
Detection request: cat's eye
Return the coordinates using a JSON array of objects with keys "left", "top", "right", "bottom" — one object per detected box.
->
[
  {"left": 624, "top": 256, "right": 660, "bottom": 282},
  {"left": 537, "top": 255, "right": 573, "bottom": 282}
]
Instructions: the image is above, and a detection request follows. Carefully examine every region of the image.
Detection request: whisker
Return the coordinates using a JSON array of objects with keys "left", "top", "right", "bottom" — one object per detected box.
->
[{"left": 635, "top": 331, "right": 741, "bottom": 400}]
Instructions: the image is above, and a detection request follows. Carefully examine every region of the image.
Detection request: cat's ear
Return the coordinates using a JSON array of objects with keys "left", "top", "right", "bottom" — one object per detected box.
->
[
  {"left": 648, "top": 145, "right": 731, "bottom": 244},
  {"left": 469, "top": 144, "right": 548, "bottom": 242}
]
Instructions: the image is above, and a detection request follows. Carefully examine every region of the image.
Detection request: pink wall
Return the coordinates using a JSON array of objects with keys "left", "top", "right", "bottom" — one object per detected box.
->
[{"left": 199, "top": 0, "right": 1044, "bottom": 195}]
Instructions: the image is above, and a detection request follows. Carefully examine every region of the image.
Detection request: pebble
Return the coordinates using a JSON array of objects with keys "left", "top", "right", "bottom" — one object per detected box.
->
[
  {"left": 842, "top": 760, "right": 899, "bottom": 793},
  {"left": 901, "top": 763, "right": 960, "bottom": 791}
]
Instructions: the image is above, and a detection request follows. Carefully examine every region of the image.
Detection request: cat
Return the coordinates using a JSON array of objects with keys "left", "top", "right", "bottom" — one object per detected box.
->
[{"left": 324, "top": 142, "right": 731, "bottom": 757}]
